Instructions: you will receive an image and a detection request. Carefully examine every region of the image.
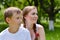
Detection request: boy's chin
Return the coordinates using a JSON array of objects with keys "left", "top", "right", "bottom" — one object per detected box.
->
[{"left": 18, "top": 23, "right": 21, "bottom": 25}]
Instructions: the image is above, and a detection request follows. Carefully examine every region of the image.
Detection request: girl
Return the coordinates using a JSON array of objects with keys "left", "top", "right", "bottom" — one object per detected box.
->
[{"left": 23, "top": 6, "right": 45, "bottom": 40}]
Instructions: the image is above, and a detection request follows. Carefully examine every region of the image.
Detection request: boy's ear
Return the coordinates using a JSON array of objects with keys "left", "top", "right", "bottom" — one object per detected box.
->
[{"left": 6, "top": 17, "right": 11, "bottom": 23}]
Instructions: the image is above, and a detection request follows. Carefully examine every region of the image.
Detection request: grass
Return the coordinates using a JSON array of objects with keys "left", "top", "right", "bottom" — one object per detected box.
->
[
  {"left": 45, "top": 26, "right": 60, "bottom": 40},
  {"left": 41, "top": 19, "right": 60, "bottom": 40}
]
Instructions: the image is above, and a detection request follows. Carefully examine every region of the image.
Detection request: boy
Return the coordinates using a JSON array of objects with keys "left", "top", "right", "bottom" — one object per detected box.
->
[{"left": 0, "top": 7, "right": 31, "bottom": 40}]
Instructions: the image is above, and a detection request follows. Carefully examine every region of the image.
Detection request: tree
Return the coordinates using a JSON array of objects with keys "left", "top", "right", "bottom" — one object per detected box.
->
[
  {"left": 26, "top": 0, "right": 42, "bottom": 24},
  {"left": 26, "top": 0, "right": 60, "bottom": 31},
  {"left": 0, "top": 0, "right": 25, "bottom": 9},
  {"left": 39, "top": 0, "right": 60, "bottom": 30}
]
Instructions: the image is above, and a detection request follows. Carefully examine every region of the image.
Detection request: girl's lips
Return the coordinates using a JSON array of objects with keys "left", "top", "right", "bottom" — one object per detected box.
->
[{"left": 33, "top": 19, "right": 37, "bottom": 20}]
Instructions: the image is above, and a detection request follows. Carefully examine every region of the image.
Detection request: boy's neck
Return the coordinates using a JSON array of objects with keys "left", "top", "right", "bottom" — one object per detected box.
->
[{"left": 8, "top": 25, "right": 20, "bottom": 34}]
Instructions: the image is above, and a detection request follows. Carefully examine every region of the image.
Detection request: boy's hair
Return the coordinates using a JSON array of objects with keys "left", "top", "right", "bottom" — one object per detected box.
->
[{"left": 4, "top": 7, "right": 21, "bottom": 24}]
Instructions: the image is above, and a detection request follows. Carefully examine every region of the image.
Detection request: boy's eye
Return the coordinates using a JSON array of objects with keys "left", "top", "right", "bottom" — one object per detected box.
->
[{"left": 17, "top": 17, "right": 19, "bottom": 19}]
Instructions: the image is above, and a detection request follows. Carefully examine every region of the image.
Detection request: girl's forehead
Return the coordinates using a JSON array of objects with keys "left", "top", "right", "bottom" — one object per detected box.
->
[{"left": 29, "top": 9, "right": 37, "bottom": 13}]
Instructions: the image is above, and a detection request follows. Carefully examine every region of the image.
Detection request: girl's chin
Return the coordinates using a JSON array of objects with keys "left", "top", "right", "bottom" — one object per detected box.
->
[{"left": 33, "top": 22, "right": 37, "bottom": 24}]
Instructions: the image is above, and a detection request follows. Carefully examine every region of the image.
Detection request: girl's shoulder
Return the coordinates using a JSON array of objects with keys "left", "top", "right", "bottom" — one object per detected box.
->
[
  {"left": 36, "top": 24, "right": 44, "bottom": 31},
  {"left": 36, "top": 24, "right": 43, "bottom": 28}
]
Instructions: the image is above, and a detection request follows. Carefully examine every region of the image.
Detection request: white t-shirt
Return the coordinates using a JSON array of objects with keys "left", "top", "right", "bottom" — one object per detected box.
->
[{"left": 0, "top": 24, "right": 31, "bottom": 40}]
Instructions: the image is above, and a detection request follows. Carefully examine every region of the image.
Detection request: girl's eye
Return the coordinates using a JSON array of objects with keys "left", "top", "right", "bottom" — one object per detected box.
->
[
  {"left": 36, "top": 13, "right": 38, "bottom": 15},
  {"left": 32, "top": 13, "right": 38, "bottom": 15},
  {"left": 32, "top": 13, "right": 35, "bottom": 15}
]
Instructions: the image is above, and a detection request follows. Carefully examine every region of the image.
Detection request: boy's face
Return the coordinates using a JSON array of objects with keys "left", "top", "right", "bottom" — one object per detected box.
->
[{"left": 8, "top": 12, "right": 23, "bottom": 26}]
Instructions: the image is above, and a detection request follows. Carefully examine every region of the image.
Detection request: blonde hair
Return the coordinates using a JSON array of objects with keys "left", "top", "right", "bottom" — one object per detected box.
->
[{"left": 4, "top": 7, "right": 21, "bottom": 23}]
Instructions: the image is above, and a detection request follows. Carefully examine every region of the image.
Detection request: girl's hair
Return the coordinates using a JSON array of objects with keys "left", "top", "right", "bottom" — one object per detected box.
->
[{"left": 23, "top": 6, "right": 38, "bottom": 40}]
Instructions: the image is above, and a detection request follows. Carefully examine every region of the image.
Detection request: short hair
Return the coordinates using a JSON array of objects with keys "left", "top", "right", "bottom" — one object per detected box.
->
[{"left": 4, "top": 7, "right": 21, "bottom": 23}]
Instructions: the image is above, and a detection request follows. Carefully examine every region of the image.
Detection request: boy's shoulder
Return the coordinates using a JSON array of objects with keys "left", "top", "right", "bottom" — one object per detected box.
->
[
  {"left": 20, "top": 24, "right": 30, "bottom": 34},
  {"left": 0, "top": 28, "right": 8, "bottom": 36},
  {"left": 0, "top": 28, "right": 8, "bottom": 39}
]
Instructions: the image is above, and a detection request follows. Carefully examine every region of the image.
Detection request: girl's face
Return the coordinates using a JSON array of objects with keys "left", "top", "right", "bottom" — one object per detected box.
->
[{"left": 25, "top": 8, "right": 38, "bottom": 24}]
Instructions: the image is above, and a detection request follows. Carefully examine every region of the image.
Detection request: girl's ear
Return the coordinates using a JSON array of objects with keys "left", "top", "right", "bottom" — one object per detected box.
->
[{"left": 6, "top": 17, "right": 11, "bottom": 24}]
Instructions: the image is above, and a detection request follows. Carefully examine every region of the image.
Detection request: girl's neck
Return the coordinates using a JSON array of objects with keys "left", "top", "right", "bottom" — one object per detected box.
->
[{"left": 26, "top": 22, "right": 33, "bottom": 30}]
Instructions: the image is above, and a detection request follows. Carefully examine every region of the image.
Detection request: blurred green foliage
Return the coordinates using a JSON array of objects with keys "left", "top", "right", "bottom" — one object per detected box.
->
[{"left": 0, "top": 0, "right": 60, "bottom": 40}]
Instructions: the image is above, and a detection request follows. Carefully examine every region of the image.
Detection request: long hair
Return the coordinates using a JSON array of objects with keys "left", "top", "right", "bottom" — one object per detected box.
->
[{"left": 23, "top": 6, "right": 38, "bottom": 40}]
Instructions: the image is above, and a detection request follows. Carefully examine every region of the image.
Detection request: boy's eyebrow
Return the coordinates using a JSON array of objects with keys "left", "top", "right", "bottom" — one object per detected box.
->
[{"left": 16, "top": 10, "right": 21, "bottom": 14}]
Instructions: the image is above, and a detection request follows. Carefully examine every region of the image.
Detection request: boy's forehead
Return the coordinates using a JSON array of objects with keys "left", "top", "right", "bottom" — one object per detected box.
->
[
  {"left": 5, "top": 7, "right": 20, "bottom": 11},
  {"left": 12, "top": 12, "right": 23, "bottom": 16},
  {"left": 4, "top": 7, "right": 21, "bottom": 14}
]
